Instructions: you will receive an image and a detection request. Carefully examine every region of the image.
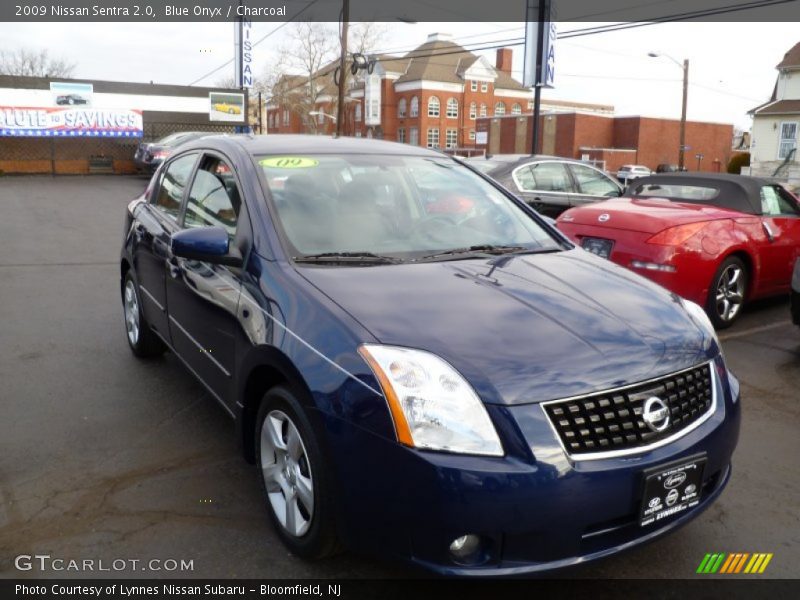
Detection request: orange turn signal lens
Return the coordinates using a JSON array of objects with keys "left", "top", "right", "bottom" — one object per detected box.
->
[{"left": 358, "top": 346, "right": 414, "bottom": 447}]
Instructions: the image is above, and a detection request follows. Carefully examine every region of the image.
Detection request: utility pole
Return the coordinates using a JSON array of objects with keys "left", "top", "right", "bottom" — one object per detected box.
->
[
  {"left": 678, "top": 59, "right": 689, "bottom": 170},
  {"left": 530, "top": 0, "right": 546, "bottom": 155},
  {"left": 336, "top": 0, "right": 349, "bottom": 137}
]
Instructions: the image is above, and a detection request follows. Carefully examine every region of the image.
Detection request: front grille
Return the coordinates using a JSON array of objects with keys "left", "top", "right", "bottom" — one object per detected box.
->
[{"left": 543, "top": 363, "right": 714, "bottom": 458}]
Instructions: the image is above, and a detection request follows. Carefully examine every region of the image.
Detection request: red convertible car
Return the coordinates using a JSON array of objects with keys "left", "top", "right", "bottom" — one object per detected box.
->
[{"left": 556, "top": 173, "right": 800, "bottom": 328}]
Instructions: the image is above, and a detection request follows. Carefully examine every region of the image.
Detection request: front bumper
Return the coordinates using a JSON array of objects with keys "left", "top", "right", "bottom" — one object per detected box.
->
[{"left": 326, "top": 357, "right": 740, "bottom": 576}]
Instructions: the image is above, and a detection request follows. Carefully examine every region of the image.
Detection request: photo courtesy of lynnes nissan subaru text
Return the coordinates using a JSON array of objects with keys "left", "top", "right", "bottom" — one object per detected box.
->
[{"left": 119, "top": 134, "right": 740, "bottom": 576}]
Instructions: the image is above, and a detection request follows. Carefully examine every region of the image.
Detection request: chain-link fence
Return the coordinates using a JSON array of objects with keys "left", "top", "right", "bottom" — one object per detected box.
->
[{"left": 0, "top": 122, "right": 239, "bottom": 174}]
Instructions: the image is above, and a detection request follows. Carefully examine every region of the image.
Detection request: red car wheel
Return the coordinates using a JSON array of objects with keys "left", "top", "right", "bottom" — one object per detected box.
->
[{"left": 707, "top": 256, "right": 748, "bottom": 329}]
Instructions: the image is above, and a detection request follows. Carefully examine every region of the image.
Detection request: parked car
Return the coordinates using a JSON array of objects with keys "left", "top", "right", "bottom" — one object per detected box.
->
[
  {"left": 121, "top": 135, "right": 739, "bottom": 575},
  {"left": 792, "top": 258, "right": 800, "bottom": 326},
  {"left": 56, "top": 94, "right": 88, "bottom": 105},
  {"left": 133, "top": 131, "right": 208, "bottom": 173},
  {"left": 213, "top": 102, "right": 242, "bottom": 115},
  {"left": 465, "top": 155, "right": 623, "bottom": 217},
  {"left": 556, "top": 173, "right": 800, "bottom": 328},
  {"left": 617, "top": 164, "right": 652, "bottom": 183},
  {"left": 656, "top": 164, "right": 681, "bottom": 173}
]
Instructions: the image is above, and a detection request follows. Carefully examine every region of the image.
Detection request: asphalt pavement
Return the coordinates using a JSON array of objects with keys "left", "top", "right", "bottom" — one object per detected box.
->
[{"left": 0, "top": 176, "right": 797, "bottom": 579}]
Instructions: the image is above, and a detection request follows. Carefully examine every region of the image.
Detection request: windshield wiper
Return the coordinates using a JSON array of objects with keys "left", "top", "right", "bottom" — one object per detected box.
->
[
  {"left": 419, "top": 244, "right": 527, "bottom": 260},
  {"left": 293, "top": 252, "right": 404, "bottom": 265}
]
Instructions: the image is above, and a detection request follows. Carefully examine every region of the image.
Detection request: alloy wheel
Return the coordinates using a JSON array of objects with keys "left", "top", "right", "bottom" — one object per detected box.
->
[
  {"left": 123, "top": 279, "right": 140, "bottom": 345},
  {"left": 715, "top": 264, "right": 745, "bottom": 323},
  {"left": 260, "top": 410, "right": 314, "bottom": 538}
]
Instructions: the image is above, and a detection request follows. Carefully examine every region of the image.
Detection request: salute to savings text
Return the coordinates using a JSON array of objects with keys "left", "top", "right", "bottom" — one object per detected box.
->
[{"left": 15, "top": 584, "right": 342, "bottom": 598}]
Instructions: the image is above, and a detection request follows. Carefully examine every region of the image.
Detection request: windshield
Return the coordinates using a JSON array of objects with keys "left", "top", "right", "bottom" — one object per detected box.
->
[{"left": 258, "top": 154, "right": 562, "bottom": 263}]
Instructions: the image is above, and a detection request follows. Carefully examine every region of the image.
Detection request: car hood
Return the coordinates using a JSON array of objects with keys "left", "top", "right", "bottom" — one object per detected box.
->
[{"left": 299, "top": 249, "right": 714, "bottom": 406}]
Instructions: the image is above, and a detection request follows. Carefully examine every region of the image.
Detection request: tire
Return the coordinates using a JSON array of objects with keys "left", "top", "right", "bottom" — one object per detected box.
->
[
  {"left": 255, "top": 386, "right": 340, "bottom": 559},
  {"left": 122, "top": 271, "right": 166, "bottom": 357},
  {"left": 706, "top": 256, "right": 748, "bottom": 329}
]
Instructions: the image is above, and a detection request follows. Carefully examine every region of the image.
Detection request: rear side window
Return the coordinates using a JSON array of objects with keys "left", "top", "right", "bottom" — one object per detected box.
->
[
  {"left": 184, "top": 156, "right": 242, "bottom": 237},
  {"left": 153, "top": 154, "right": 197, "bottom": 220}
]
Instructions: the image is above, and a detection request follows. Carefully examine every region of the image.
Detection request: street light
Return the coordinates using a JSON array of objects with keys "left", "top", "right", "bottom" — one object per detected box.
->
[{"left": 649, "top": 51, "right": 689, "bottom": 170}]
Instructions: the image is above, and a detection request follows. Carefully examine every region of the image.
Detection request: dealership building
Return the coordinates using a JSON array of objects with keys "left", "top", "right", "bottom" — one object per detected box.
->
[{"left": 0, "top": 75, "right": 249, "bottom": 174}]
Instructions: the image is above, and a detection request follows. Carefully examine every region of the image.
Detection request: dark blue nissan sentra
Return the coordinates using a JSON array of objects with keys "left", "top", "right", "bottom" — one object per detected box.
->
[{"left": 120, "top": 135, "right": 740, "bottom": 575}]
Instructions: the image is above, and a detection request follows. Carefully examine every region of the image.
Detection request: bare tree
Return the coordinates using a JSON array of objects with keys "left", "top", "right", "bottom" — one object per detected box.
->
[
  {"left": 260, "top": 21, "right": 387, "bottom": 133},
  {"left": 0, "top": 47, "right": 76, "bottom": 78}
]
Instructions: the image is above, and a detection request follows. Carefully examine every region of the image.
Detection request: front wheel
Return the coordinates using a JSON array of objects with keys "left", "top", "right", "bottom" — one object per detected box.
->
[
  {"left": 707, "top": 256, "right": 748, "bottom": 329},
  {"left": 256, "top": 386, "right": 340, "bottom": 559}
]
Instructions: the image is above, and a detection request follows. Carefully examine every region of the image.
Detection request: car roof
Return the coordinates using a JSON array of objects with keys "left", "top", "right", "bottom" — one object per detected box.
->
[
  {"left": 480, "top": 154, "right": 604, "bottom": 178},
  {"left": 624, "top": 172, "right": 772, "bottom": 214},
  {"left": 189, "top": 134, "right": 444, "bottom": 157}
]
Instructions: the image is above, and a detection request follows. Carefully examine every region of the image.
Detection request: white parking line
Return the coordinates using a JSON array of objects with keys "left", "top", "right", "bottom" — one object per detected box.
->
[{"left": 719, "top": 320, "right": 793, "bottom": 342}]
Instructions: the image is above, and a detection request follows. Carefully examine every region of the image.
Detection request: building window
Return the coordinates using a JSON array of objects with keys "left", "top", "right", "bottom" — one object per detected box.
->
[
  {"left": 479, "top": 103, "right": 487, "bottom": 117},
  {"left": 268, "top": 113, "right": 273, "bottom": 128},
  {"left": 282, "top": 109, "right": 289, "bottom": 126},
  {"left": 410, "top": 96, "right": 419, "bottom": 117},
  {"left": 511, "top": 103, "right": 522, "bottom": 115},
  {"left": 428, "top": 96, "right": 440, "bottom": 117},
  {"left": 409, "top": 127, "right": 419, "bottom": 146},
  {"left": 398, "top": 98, "right": 407, "bottom": 118},
  {"left": 469, "top": 129, "right": 476, "bottom": 141},
  {"left": 317, "top": 111, "right": 324, "bottom": 124},
  {"left": 481, "top": 82, "right": 488, "bottom": 92},
  {"left": 779, "top": 121, "right": 798, "bottom": 159},
  {"left": 446, "top": 98, "right": 458, "bottom": 118},
  {"left": 355, "top": 131, "right": 362, "bottom": 138},
  {"left": 398, "top": 128, "right": 406, "bottom": 143},
  {"left": 355, "top": 103, "right": 362, "bottom": 122},
  {"left": 471, "top": 80, "right": 478, "bottom": 91},
  {"left": 494, "top": 102, "right": 506, "bottom": 116},
  {"left": 445, "top": 128, "right": 458, "bottom": 149},
  {"left": 427, "top": 128, "right": 440, "bottom": 148},
  {"left": 469, "top": 102, "right": 477, "bottom": 120}
]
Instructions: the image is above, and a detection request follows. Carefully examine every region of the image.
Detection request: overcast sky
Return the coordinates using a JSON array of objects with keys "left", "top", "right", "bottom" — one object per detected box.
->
[{"left": 0, "top": 21, "right": 794, "bottom": 129}]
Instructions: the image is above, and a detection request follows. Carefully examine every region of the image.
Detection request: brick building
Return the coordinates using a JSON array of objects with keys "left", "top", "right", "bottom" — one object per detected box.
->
[
  {"left": 266, "top": 33, "right": 534, "bottom": 149},
  {"left": 477, "top": 112, "right": 734, "bottom": 173}
]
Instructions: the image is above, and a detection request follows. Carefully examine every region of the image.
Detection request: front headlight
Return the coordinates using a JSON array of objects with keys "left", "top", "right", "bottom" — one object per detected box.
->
[
  {"left": 358, "top": 344, "right": 503, "bottom": 457},
  {"left": 683, "top": 299, "right": 720, "bottom": 349}
]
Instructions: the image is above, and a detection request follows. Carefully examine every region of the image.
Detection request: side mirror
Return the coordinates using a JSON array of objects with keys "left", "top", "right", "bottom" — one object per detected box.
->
[{"left": 171, "top": 226, "right": 243, "bottom": 267}]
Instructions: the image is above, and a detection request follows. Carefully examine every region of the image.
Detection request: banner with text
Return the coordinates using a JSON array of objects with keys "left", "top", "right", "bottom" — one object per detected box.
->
[{"left": 0, "top": 107, "right": 143, "bottom": 137}]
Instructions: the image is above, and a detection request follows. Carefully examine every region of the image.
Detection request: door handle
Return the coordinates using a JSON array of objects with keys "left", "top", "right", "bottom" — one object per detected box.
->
[{"left": 762, "top": 221, "right": 775, "bottom": 242}]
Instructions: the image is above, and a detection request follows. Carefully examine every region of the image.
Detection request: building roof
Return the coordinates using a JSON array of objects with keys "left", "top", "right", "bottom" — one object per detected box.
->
[
  {"left": 752, "top": 99, "right": 800, "bottom": 115},
  {"left": 393, "top": 38, "right": 527, "bottom": 90},
  {"left": 777, "top": 41, "right": 800, "bottom": 69}
]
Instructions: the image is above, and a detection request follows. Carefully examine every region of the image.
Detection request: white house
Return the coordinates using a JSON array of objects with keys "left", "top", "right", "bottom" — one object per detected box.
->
[{"left": 749, "top": 41, "right": 800, "bottom": 181}]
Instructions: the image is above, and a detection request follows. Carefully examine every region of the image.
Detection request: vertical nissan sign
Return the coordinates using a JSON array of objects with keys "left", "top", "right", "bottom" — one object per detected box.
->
[
  {"left": 235, "top": 16, "right": 253, "bottom": 88},
  {"left": 523, "top": 0, "right": 556, "bottom": 89}
]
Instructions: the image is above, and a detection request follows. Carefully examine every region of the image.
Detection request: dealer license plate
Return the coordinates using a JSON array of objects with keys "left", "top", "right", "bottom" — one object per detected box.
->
[
  {"left": 581, "top": 237, "right": 614, "bottom": 259},
  {"left": 640, "top": 454, "right": 706, "bottom": 527}
]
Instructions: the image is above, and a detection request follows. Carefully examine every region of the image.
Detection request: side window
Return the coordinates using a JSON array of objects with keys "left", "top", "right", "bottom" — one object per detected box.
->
[
  {"left": 513, "top": 165, "right": 536, "bottom": 191},
  {"left": 528, "top": 162, "right": 573, "bottom": 193},
  {"left": 570, "top": 164, "right": 620, "bottom": 196},
  {"left": 152, "top": 154, "right": 197, "bottom": 220},
  {"left": 762, "top": 185, "right": 800, "bottom": 216},
  {"left": 184, "top": 156, "right": 242, "bottom": 237}
]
